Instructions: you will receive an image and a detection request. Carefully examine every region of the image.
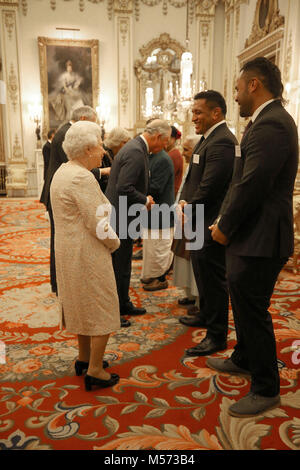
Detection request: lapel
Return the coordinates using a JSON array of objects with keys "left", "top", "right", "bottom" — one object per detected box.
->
[
  {"left": 185, "top": 123, "right": 227, "bottom": 180},
  {"left": 241, "top": 100, "right": 282, "bottom": 149},
  {"left": 136, "top": 136, "right": 150, "bottom": 189}
]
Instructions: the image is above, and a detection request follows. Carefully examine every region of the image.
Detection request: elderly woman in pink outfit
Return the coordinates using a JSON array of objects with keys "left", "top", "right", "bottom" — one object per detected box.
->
[{"left": 50, "top": 120, "right": 121, "bottom": 391}]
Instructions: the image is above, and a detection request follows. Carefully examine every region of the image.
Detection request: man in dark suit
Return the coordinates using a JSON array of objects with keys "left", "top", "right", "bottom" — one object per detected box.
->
[
  {"left": 178, "top": 90, "right": 237, "bottom": 356},
  {"left": 40, "top": 106, "right": 98, "bottom": 294},
  {"left": 106, "top": 119, "right": 171, "bottom": 327},
  {"left": 209, "top": 57, "right": 299, "bottom": 417},
  {"left": 42, "top": 129, "right": 56, "bottom": 180}
]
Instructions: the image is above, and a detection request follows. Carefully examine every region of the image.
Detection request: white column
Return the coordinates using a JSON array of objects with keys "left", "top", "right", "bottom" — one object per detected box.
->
[
  {"left": 114, "top": 0, "right": 134, "bottom": 130},
  {"left": 0, "top": 1, "right": 28, "bottom": 196}
]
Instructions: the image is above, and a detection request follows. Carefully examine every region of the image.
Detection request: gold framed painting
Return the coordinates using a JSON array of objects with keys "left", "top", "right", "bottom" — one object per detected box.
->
[{"left": 38, "top": 37, "right": 99, "bottom": 139}]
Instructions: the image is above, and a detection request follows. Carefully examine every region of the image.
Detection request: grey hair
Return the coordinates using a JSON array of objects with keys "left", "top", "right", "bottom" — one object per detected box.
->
[
  {"left": 104, "top": 127, "right": 131, "bottom": 149},
  {"left": 184, "top": 135, "right": 200, "bottom": 148},
  {"left": 62, "top": 121, "right": 102, "bottom": 160},
  {"left": 144, "top": 119, "right": 170, "bottom": 137},
  {"left": 71, "top": 105, "right": 97, "bottom": 122}
]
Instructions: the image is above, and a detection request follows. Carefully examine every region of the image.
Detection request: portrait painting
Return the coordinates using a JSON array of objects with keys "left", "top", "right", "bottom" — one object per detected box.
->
[{"left": 38, "top": 37, "right": 99, "bottom": 138}]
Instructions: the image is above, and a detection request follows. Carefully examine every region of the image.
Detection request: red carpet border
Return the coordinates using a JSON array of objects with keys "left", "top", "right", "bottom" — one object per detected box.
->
[{"left": 0, "top": 199, "right": 299, "bottom": 450}]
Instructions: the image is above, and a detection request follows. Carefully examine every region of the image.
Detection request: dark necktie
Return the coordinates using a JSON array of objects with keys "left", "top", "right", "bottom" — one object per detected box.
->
[
  {"left": 199, "top": 135, "right": 205, "bottom": 145},
  {"left": 241, "top": 120, "right": 253, "bottom": 142}
]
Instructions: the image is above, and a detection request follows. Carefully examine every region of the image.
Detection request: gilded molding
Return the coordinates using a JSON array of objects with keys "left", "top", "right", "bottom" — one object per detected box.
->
[
  {"left": 4, "top": 11, "right": 15, "bottom": 40},
  {"left": 283, "top": 32, "right": 292, "bottom": 84},
  {"left": 120, "top": 67, "right": 129, "bottom": 114},
  {"left": 200, "top": 22, "right": 210, "bottom": 48},
  {"left": 12, "top": 134, "right": 23, "bottom": 161},
  {"left": 196, "top": 0, "right": 218, "bottom": 17},
  {"left": 245, "top": 0, "right": 284, "bottom": 49},
  {"left": 8, "top": 63, "right": 19, "bottom": 111},
  {"left": 119, "top": 17, "right": 129, "bottom": 46}
]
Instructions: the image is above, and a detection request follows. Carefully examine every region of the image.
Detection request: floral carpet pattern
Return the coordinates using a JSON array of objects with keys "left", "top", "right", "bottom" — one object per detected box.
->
[{"left": 0, "top": 198, "right": 299, "bottom": 450}]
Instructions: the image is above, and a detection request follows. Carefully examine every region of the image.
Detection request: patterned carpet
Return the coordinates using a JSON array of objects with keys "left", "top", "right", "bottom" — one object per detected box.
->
[{"left": 0, "top": 198, "right": 299, "bottom": 450}]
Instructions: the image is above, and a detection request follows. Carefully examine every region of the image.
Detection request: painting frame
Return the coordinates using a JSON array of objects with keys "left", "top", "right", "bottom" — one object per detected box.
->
[{"left": 38, "top": 37, "right": 99, "bottom": 139}]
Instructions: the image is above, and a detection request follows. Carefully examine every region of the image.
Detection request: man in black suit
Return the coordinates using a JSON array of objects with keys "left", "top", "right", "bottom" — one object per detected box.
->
[
  {"left": 42, "top": 129, "right": 55, "bottom": 181},
  {"left": 209, "top": 57, "right": 299, "bottom": 417},
  {"left": 40, "top": 106, "right": 98, "bottom": 294},
  {"left": 106, "top": 119, "right": 171, "bottom": 327},
  {"left": 178, "top": 91, "right": 237, "bottom": 356}
]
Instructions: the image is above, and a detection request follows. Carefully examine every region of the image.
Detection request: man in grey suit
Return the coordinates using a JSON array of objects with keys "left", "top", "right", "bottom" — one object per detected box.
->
[
  {"left": 106, "top": 119, "right": 171, "bottom": 327},
  {"left": 209, "top": 57, "right": 299, "bottom": 416},
  {"left": 178, "top": 91, "right": 237, "bottom": 356}
]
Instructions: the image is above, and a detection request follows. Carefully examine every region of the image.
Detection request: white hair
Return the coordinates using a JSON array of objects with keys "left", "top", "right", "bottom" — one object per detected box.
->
[
  {"left": 104, "top": 127, "right": 131, "bottom": 149},
  {"left": 62, "top": 121, "right": 102, "bottom": 160},
  {"left": 144, "top": 119, "right": 170, "bottom": 137},
  {"left": 71, "top": 105, "right": 97, "bottom": 122},
  {"left": 184, "top": 135, "right": 200, "bottom": 148}
]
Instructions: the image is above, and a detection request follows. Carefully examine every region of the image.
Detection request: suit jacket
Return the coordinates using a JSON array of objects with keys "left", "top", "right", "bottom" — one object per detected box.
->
[
  {"left": 42, "top": 141, "right": 51, "bottom": 180},
  {"left": 218, "top": 100, "right": 299, "bottom": 258},
  {"left": 180, "top": 123, "right": 237, "bottom": 243},
  {"left": 105, "top": 136, "right": 149, "bottom": 234},
  {"left": 40, "top": 122, "right": 71, "bottom": 209},
  {"left": 146, "top": 150, "right": 175, "bottom": 229},
  {"left": 91, "top": 145, "right": 114, "bottom": 193}
]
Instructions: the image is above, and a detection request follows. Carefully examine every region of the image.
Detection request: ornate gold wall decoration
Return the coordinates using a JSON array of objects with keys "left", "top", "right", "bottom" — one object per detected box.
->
[
  {"left": 245, "top": 0, "right": 284, "bottom": 49},
  {"left": 4, "top": 11, "right": 15, "bottom": 40},
  {"left": 21, "top": 0, "right": 28, "bottom": 15},
  {"left": 119, "top": 18, "right": 129, "bottom": 46},
  {"left": 8, "top": 63, "right": 18, "bottom": 112},
  {"left": 201, "top": 22, "right": 210, "bottom": 48},
  {"left": 120, "top": 67, "right": 129, "bottom": 114},
  {"left": 283, "top": 31, "right": 292, "bottom": 84},
  {"left": 12, "top": 134, "right": 23, "bottom": 161}
]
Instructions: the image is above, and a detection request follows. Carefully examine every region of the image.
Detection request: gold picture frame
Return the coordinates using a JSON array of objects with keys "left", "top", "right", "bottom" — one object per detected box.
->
[{"left": 38, "top": 37, "right": 99, "bottom": 139}]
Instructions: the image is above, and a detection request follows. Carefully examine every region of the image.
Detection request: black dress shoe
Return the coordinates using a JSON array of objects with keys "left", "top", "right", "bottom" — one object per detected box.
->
[
  {"left": 121, "top": 306, "right": 146, "bottom": 316},
  {"left": 179, "top": 316, "right": 206, "bottom": 327},
  {"left": 121, "top": 318, "right": 131, "bottom": 327},
  {"left": 185, "top": 337, "right": 227, "bottom": 356},
  {"left": 178, "top": 297, "right": 196, "bottom": 306},
  {"left": 84, "top": 373, "right": 120, "bottom": 391},
  {"left": 75, "top": 359, "right": 109, "bottom": 376}
]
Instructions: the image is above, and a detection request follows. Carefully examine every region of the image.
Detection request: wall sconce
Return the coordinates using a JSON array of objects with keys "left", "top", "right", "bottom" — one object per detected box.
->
[
  {"left": 28, "top": 102, "right": 43, "bottom": 147},
  {"left": 96, "top": 94, "right": 110, "bottom": 139}
]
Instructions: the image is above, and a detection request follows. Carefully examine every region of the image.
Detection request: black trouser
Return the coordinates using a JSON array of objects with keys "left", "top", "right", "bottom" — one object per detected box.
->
[
  {"left": 226, "top": 253, "right": 288, "bottom": 397},
  {"left": 48, "top": 205, "right": 57, "bottom": 294},
  {"left": 112, "top": 237, "right": 134, "bottom": 314},
  {"left": 190, "top": 241, "right": 229, "bottom": 342}
]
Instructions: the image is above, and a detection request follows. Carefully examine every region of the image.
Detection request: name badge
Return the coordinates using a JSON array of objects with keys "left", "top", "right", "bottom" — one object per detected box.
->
[
  {"left": 193, "top": 154, "right": 200, "bottom": 164},
  {"left": 235, "top": 145, "right": 241, "bottom": 158}
]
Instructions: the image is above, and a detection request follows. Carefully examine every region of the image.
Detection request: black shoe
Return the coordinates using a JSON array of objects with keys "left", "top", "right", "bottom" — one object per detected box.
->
[
  {"left": 75, "top": 359, "right": 109, "bottom": 376},
  {"left": 121, "top": 318, "right": 131, "bottom": 327},
  {"left": 121, "top": 305, "right": 146, "bottom": 316},
  {"left": 84, "top": 373, "right": 120, "bottom": 391},
  {"left": 132, "top": 249, "right": 143, "bottom": 260},
  {"left": 178, "top": 297, "right": 196, "bottom": 306},
  {"left": 185, "top": 337, "right": 227, "bottom": 356},
  {"left": 179, "top": 316, "right": 206, "bottom": 327}
]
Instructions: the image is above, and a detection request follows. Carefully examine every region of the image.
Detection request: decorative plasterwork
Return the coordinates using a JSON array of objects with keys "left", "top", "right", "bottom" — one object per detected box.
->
[
  {"left": 137, "top": 33, "right": 185, "bottom": 64},
  {"left": 119, "top": 17, "right": 129, "bottom": 46},
  {"left": 196, "top": 0, "right": 218, "bottom": 17},
  {"left": 245, "top": 0, "right": 284, "bottom": 49},
  {"left": 12, "top": 134, "right": 23, "bottom": 161},
  {"left": 201, "top": 21, "right": 210, "bottom": 48},
  {"left": 7, "top": 63, "right": 18, "bottom": 111},
  {"left": 283, "top": 31, "right": 292, "bottom": 84},
  {"left": 18, "top": 0, "right": 197, "bottom": 21},
  {"left": 239, "top": 26, "right": 284, "bottom": 65},
  {"left": 4, "top": 11, "right": 15, "bottom": 40},
  {"left": 120, "top": 67, "right": 129, "bottom": 114}
]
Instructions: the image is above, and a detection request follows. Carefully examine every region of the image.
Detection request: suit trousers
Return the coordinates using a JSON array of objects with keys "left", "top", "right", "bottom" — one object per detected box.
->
[
  {"left": 112, "top": 237, "right": 134, "bottom": 314},
  {"left": 190, "top": 242, "right": 229, "bottom": 342},
  {"left": 226, "top": 253, "right": 288, "bottom": 397},
  {"left": 48, "top": 205, "right": 57, "bottom": 294}
]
